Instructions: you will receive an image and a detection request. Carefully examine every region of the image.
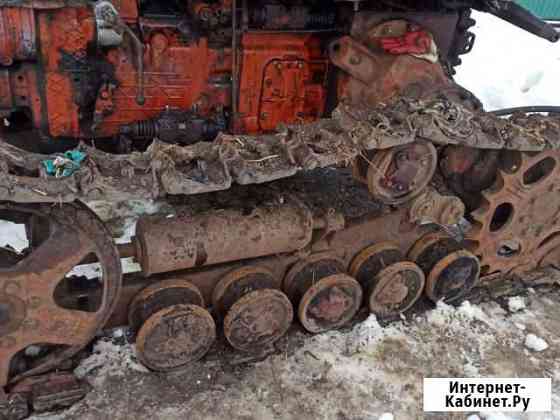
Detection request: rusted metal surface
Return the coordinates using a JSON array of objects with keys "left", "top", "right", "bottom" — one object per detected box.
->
[
  {"left": 350, "top": 12, "right": 460, "bottom": 59},
  {"left": 62, "top": 207, "right": 430, "bottom": 333},
  {"left": 0, "top": 6, "right": 559, "bottom": 418},
  {"left": 407, "top": 187, "right": 465, "bottom": 226},
  {"left": 365, "top": 140, "right": 438, "bottom": 205},
  {"left": 0, "top": 202, "right": 121, "bottom": 388},
  {"left": 468, "top": 150, "right": 560, "bottom": 276},
  {"left": 283, "top": 254, "right": 346, "bottom": 302},
  {"left": 298, "top": 274, "right": 362, "bottom": 333},
  {"left": 368, "top": 261, "right": 425, "bottom": 318},
  {"left": 352, "top": 140, "right": 438, "bottom": 205},
  {"left": 282, "top": 254, "right": 362, "bottom": 332},
  {"left": 128, "top": 279, "right": 204, "bottom": 333},
  {"left": 348, "top": 242, "right": 403, "bottom": 289},
  {"left": 135, "top": 198, "right": 314, "bottom": 276},
  {"left": 409, "top": 232, "right": 479, "bottom": 302},
  {"left": 9, "top": 372, "right": 89, "bottom": 414},
  {"left": 331, "top": 19, "right": 451, "bottom": 106},
  {"left": 212, "top": 266, "right": 277, "bottom": 316},
  {"left": 440, "top": 145, "right": 500, "bottom": 211},
  {"left": 135, "top": 303, "right": 216, "bottom": 371},
  {"left": 1, "top": 97, "right": 559, "bottom": 205},
  {"left": 424, "top": 250, "right": 480, "bottom": 303},
  {"left": 223, "top": 289, "right": 293, "bottom": 352}
]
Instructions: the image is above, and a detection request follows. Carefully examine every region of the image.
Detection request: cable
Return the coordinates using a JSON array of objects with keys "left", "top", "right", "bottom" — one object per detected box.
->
[{"left": 489, "top": 106, "right": 560, "bottom": 116}]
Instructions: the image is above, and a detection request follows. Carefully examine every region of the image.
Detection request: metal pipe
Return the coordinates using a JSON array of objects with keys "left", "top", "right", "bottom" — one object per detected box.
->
[{"left": 134, "top": 200, "right": 316, "bottom": 276}]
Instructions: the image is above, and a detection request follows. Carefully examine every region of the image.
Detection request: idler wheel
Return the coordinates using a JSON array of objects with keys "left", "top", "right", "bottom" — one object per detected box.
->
[
  {"left": 284, "top": 254, "right": 362, "bottom": 333},
  {"left": 408, "top": 233, "right": 480, "bottom": 302},
  {"left": 130, "top": 280, "right": 215, "bottom": 371},
  {"left": 368, "top": 262, "right": 425, "bottom": 317},
  {"left": 223, "top": 289, "right": 293, "bottom": 352},
  {"left": 349, "top": 243, "right": 424, "bottom": 317},
  {"left": 366, "top": 140, "right": 437, "bottom": 204}
]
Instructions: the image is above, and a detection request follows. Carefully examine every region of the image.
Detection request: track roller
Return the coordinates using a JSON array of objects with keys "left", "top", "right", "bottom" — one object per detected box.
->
[
  {"left": 284, "top": 254, "right": 362, "bottom": 333},
  {"left": 408, "top": 232, "right": 480, "bottom": 303},
  {"left": 128, "top": 279, "right": 216, "bottom": 372},
  {"left": 215, "top": 267, "right": 293, "bottom": 352},
  {"left": 349, "top": 243, "right": 424, "bottom": 317},
  {"left": 353, "top": 140, "right": 437, "bottom": 204}
]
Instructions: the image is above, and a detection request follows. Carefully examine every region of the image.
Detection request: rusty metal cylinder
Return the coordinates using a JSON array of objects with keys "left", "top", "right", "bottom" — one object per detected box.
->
[{"left": 135, "top": 200, "right": 315, "bottom": 276}]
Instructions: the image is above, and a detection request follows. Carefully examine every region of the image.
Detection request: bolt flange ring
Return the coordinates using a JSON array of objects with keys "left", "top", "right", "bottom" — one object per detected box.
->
[
  {"left": 298, "top": 274, "right": 362, "bottom": 333},
  {"left": 368, "top": 261, "right": 425, "bottom": 317},
  {"left": 136, "top": 304, "right": 216, "bottom": 371}
]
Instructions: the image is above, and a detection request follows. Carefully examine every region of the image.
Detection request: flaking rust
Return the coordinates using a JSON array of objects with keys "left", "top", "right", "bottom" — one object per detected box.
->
[{"left": 0, "top": 1, "right": 559, "bottom": 418}]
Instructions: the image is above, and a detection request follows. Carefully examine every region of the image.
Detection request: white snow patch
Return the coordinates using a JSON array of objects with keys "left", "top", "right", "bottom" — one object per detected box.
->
[
  {"left": 74, "top": 338, "right": 149, "bottom": 388},
  {"left": 378, "top": 413, "right": 394, "bottom": 420},
  {"left": 455, "top": 12, "right": 560, "bottom": 111},
  {"left": 508, "top": 296, "right": 527, "bottom": 313},
  {"left": 514, "top": 322, "right": 526, "bottom": 331},
  {"left": 0, "top": 221, "right": 28, "bottom": 252},
  {"left": 524, "top": 333, "right": 549, "bottom": 352}
]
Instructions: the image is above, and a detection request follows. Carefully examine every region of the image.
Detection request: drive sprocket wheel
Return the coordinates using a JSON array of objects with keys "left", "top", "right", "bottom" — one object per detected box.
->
[
  {"left": 468, "top": 150, "right": 560, "bottom": 275},
  {"left": 0, "top": 202, "right": 122, "bottom": 388}
]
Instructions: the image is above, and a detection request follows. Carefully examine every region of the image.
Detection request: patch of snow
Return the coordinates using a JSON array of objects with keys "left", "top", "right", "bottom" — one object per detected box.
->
[
  {"left": 0, "top": 221, "right": 28, "bottom": 252},
  {"left": 466, "top": 415, "right": 481, "bottom": 420},
  {"left": 378, "top": 413, "right": 393, "bottom": 420},
  {"left": 455, "top": 12, "right": 560, "bottom": 110},
  {"left": 508, "top": 296, "right": 527, "bottom": 313},
  {"left": 458, "top": 300, "right": 490, "bottom": 323},
  {"left": 514, "top": 322, "right": 526, "bottom": 331},
  {"left": 524, "top": 333, "right": 549, "bottom": 352},
  {"left": 74, "top": 338, "right": 149, "bottom": 388}
]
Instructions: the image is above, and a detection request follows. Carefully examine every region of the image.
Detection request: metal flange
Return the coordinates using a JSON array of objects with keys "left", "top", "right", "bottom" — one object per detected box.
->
[
  {"left": 135, "top": 304, "right": 216, "bottom": 372},
  {"left": 128, "top": 278, "right": 205, "bottom": 334},
  {"left": 348, "top": 242, "right": 403, "bottom": 289},
  {"left": 212, "top": 266, "right": 277, "bottom": 316},
  {"left": 368, "top": 261, "right": 425, "bottom": 317},
  {"left": 298, "top": 274, "right": 362, "bottom": 333},
  {"left": 425, "top": 250, "right": 480, "bottom": 303},
  {"left": 366, "top": 140, "right": 437, "bottom": 205},
  {"left": 408, "top": 232, "right": 479, "bottom": 302},
  {"left": 223, "top": 289, "right": 293, "bottom": 352}
]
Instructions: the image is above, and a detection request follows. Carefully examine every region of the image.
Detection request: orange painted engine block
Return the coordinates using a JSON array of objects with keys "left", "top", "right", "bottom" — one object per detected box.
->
[{"left": 0, "top": 1, "right": 330, "bottom": 140}]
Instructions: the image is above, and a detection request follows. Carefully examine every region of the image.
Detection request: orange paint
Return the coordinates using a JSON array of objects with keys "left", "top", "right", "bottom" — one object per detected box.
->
[
  {"left": 237, "top": 33, "right": 328, "bottom": 133},
  {"left": 0, "top": 4, "right": 330, "bottom": 140}
]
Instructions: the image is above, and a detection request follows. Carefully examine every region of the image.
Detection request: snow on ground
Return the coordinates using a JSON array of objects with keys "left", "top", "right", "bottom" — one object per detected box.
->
[
  {"left": 28, "top": 289, "right": 560, "bottom": 420},
  {"left": 455, "top": 12, "right": 560, "bottom": 111}
]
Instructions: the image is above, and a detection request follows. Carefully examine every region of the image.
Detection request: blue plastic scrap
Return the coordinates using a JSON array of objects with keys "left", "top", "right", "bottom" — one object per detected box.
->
[{"left": 42, "top": 150, "right": 87, "bottom": 178}]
